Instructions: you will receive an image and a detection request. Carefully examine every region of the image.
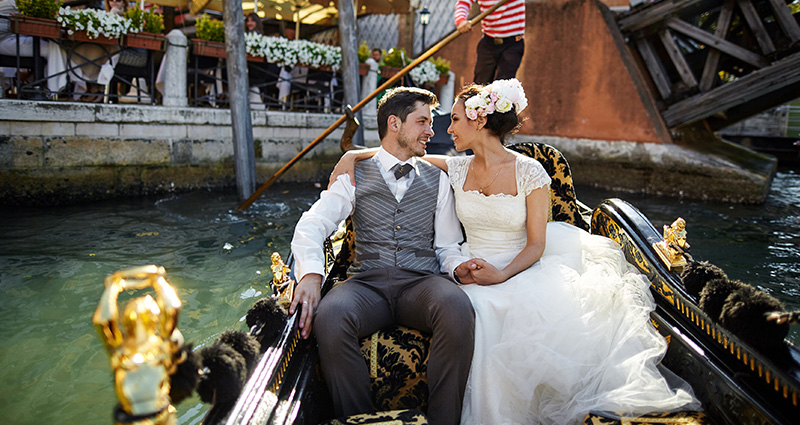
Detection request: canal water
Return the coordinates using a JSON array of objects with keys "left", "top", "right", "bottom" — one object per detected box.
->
[{"left": 1, "top": 170, "right": 798, "bottom": 425}]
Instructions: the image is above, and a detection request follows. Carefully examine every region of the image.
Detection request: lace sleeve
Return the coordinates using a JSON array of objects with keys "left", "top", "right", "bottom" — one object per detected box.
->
[
  {"left": 517, "top": 155, "right": 551, "bottom": 196},
  {"left": 445, "top": 156, "right": 471, "bottom": 190}
]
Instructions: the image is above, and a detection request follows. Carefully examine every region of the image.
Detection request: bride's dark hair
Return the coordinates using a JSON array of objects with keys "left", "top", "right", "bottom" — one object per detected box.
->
[{"left": 456, "top": 84, "right": 524, "bottom": 143}]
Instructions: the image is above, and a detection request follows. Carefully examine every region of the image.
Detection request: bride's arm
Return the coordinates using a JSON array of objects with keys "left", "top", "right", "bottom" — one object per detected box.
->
[
  {"left": 327, "top": 148, "right": 379, "bottom": 188},
  {"left": 470, "top": 185, "right": 549, "bottom": 285},
  {"left": 328, "top": 150, "right": 451, "bottom": 188}
]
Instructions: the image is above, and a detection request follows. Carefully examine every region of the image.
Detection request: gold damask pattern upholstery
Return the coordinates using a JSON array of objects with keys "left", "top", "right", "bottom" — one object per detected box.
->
[
  {"left": 358, "top": 326, "right": 430, "bottom": 411},
  {"left": 507, "top": 142, "right": 589, "bottom": 231},
  {"left": 324, "top": 143, "right": 586, "bottom": 413},
  {"left": 320, "top": 409, "right": 428, "bottom": 425},
  {"left": 583, "top": 411, "right": 709, "bottom": 425}
]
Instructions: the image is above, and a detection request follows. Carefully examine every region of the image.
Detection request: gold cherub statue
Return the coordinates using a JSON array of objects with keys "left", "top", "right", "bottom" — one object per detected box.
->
[
  {"left": 270, "top": 252, "right": 295, "bottom": 302},
  {"left": 653, "top": 218, "right": 689, "bottom": 270},
  {"left": 93, "top": 265, "right": 184, "bottom": 425}
]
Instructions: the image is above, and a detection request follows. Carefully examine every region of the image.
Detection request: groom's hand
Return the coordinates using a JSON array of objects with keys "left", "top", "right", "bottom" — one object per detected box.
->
[
  {"left": 290, "top": 274, "right": 322, "bottom": 339},
  {"left": 455, "top": 260, "right": 479, "bottom": 285}
]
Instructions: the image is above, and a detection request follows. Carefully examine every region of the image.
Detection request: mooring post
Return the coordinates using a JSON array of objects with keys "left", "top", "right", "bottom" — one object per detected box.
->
[
  {"left": 223, "top": 0, "right": 256, "bottom": 200},
  {"left": 338, "top": 0, "right": 364, "bottom": 146},
  {"left": 360, "top": 57, "right": 379, "bottom": 119},
  {"left": 162, "top": 29, "right": 187, "bottom": 107}
]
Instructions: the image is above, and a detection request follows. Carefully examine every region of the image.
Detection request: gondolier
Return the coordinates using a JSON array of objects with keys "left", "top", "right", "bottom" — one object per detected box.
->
[{"left": 455, "top": 0, "right": 526, "bottom": 84}]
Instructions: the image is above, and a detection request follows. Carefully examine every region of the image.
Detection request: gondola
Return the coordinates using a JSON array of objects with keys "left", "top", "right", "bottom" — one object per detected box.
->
[{"left": 95, "top": 142, "right": 800, "bottom": 425}]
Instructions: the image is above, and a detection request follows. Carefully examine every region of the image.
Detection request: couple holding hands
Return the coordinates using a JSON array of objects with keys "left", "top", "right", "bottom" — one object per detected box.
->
[{"left": 289, "top": 80, "right": 699, "bottom": 424}]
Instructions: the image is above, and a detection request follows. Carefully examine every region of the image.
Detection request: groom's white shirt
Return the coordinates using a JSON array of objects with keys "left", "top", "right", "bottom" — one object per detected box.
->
[{"left": 292, "top": 147, "right": 467, "bottom": 283}]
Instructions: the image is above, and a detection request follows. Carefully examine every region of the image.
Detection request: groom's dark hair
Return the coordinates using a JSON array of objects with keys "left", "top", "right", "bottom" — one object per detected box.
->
[{"left": 377, "top": 87, "right": 439, "bottom": 140}]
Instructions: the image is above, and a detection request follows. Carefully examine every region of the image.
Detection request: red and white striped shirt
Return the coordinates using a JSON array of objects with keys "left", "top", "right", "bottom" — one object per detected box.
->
[{"left": 454, "top": 0, "right": 526, "bottom": 39}]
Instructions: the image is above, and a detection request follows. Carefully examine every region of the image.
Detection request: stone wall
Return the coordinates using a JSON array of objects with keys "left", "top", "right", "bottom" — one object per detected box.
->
[{"left": 0, "top": 100, "right": 381, "bottom": 205}]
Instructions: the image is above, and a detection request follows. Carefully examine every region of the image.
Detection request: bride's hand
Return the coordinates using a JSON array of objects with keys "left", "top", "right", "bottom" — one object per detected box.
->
[
  {"left": 469, "top": 259, "right": 506, "bottom": 286},
  {"left": 328, "top": 148, "right": 379, "bottom": 189}
]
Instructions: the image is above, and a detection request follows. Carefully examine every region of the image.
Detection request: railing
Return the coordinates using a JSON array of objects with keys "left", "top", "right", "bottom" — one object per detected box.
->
[{"left": 2, "top": 14, "right": 448, "bottom": 114}]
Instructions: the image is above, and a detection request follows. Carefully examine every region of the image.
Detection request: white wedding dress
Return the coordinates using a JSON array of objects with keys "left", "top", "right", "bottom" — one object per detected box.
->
[{"left": 445, "top": 155, "right": 699, "bottom": 425}]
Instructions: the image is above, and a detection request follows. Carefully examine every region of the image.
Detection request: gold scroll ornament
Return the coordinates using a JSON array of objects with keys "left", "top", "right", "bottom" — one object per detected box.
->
[
  {"left": 653, "top": 217, "right": 690, "bottom": 271},
  {"left": 93, "top": 265, "right": 185, "bottom": 425}
]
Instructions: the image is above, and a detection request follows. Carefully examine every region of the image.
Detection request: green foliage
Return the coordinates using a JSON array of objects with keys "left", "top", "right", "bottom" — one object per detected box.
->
[
  {"left": 195, "top": 14, "right": 225, "bottom": 42},
  {"left": 124, "top": 6, "right": 165, "bottom": 34},
  {"left": 358, "top": 40, "right": 370, "bottom": 63},
  {"left": 431, "top": 56, "right": 450, "bottom": 75},
  {"left": 15, "top": 0, "right": 61, "bottom": 19},
  {"left": 382, "top": 48, "right": 410, "bottom": 68}
]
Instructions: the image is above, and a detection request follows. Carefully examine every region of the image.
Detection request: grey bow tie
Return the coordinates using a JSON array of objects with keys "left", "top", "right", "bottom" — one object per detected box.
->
[{"left": 394, "top": 163, "right": 414, "bottom": 179}]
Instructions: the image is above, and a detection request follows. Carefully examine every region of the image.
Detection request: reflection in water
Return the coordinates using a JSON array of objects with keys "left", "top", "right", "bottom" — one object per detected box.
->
[{"left": 0, "top": 170, "right": 798, "bottom": 425}]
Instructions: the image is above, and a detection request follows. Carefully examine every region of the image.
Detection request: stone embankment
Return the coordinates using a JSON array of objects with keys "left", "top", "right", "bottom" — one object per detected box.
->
[{"left": 0, "top": 100, "right": 380, "bottom": 205}]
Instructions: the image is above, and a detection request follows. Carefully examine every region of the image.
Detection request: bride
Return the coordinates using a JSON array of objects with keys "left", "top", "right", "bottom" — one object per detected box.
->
[{"left": 333, "top": 79, "right": 700, "bottom": 424}]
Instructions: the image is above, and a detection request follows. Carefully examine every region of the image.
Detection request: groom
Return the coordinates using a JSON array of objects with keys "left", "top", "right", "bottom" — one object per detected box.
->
[{"left": 290, "top": 87, "right": 475, "bottom": 425}]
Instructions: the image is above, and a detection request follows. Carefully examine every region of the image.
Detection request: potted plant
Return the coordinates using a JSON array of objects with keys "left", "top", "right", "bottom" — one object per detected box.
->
[
  {"left": 431, "top": 56, "right": 451, "bottom": 85},
  {"left": 58, "top": 7, "right": 128, "bottom": 45},
  {"left": 123, "top": 6, "right": 165, "bottom": 50},
  {"left": 193, "top": 14, "right": 226, "bottom": 58},
  {"left": 357, "top": 41, "right": 372, "bottom": 76},
  {"left": 380, "top": 47, "right": 408, "bottom": 79},
  {"left": 11, "top": 0, "right": 62, "bottom": 38}
]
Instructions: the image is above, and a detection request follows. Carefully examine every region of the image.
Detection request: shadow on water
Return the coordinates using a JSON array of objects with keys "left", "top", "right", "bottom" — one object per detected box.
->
[
  {"left": 0, "top": 183, "right": 322, "bottom": 425},
  {"left": 0, "top": 168, "right": 798, "bottom": 425}
]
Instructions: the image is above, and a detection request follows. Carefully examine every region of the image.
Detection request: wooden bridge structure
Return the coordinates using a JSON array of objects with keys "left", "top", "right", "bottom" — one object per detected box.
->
[{"left": 617, "top": 0, "right": 800, "bottom": 131}]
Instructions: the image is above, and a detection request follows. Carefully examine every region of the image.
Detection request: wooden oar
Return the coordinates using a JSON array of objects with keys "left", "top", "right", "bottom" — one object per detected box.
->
[{"left": 235, "top": 0, "right": 512, "bottom": 211}]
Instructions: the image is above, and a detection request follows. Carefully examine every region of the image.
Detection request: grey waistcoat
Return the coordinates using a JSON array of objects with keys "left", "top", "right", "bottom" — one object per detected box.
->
[{"left": 349, "top": 159, "right": 441, "bottom": 274}]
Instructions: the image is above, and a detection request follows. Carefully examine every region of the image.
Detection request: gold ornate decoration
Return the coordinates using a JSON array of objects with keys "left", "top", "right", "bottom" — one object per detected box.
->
[
  {"left": 270, "top": 252, "right": 295, "bottom": 302},
  {"left": 653, "top": 218, "right": 689, "bottom": 271},
  {"left": 93, "top": 265, "right": 185, "bottom": 425}
]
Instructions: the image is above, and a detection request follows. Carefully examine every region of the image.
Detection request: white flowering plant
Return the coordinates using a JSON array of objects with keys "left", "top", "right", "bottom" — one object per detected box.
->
[
  {"left": 245, "top": 32, "right": 341, "bottom": 70},
  {"left": 464, "top": 78, "right": 528, "bottom": 120},
  {"left": 409, "top": 59, "right": 441, "bottom": 86},
  {"left": 57, "top": 6, "right": 131, "bottom": 39}
]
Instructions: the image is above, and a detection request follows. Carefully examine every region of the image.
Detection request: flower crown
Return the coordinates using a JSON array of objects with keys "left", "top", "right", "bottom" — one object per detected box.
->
[{"left": 463, "top": 78, "right": 528, "bottom": 120}]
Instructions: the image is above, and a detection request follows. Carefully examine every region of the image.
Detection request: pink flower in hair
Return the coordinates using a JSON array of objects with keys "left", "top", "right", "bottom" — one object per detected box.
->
[{"left": 466, "top": 108, "right": 479, "bottom": 120}]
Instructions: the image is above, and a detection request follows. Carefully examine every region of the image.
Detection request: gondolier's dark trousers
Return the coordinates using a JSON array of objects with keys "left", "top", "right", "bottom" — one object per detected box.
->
[{"left": 314, "top": 267, "right": 475, "bottom": 425}]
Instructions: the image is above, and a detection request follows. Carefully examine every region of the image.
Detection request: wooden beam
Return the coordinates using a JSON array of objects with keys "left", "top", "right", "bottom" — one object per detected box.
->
[
  {"left": 666, "top": 18, "right": 769, "bottom": 68},
  {"left": 659, "top": 28, "right": 698, "bottom": 88},
  {"left": 617, "top": 0, "right": 708, "bottom": 33},
  {"left": 663, "top": 51, "right": 800, "bottom": 127},
  {"left": 700, "top": 0, "right": 735, "bottom": 91},
  {"left": 736, "top": 0, "right": 776, "bottom": 55},
  {"left": 635, "top": 37, "right": 673, "bottom": 99},
  {"left": 765, "top": 0, "right": 800, "bottom": 44},
  {"left": 598, "top": 3, "right": 674, "bottom": 144}
]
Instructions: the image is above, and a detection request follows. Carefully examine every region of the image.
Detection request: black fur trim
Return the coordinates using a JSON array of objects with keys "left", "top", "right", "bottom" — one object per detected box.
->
[
  {"left": 681, "top": 260, "right": 727, "bottom": 299},
  {"left": 196, "top": 343, "right": 247, "bottom": 404},
  {"left": 218, "top": 330, "right": 261, "bottom": 374},
  {"left": 720, "top": 283, "right": 789, "bottom": 352},
  {"left": 246, "top": 297, "right": 288, "bottom": 348},
  {"left": 169, "top": 344, "right": 202, "bottom": 405},
  {"left": 699, "top": 278, "right": 742, "bottom": 321}
]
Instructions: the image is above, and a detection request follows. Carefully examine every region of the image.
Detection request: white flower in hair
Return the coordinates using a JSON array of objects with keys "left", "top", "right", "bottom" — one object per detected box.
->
[
  {"left": 495, "top": 98, "right": 513, "bottom": 113},
  {"left": 464, "top": 78, "right": 528, "bottom": 120}
]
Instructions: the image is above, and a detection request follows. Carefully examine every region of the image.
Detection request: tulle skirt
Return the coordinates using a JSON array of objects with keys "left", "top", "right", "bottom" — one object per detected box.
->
[{"left": 459, "top": 222, "right": 700, "bottom": 425}]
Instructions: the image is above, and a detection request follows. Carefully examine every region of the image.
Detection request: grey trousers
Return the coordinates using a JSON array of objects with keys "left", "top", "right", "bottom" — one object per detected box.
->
[{"left": 314, "top": 267, "right": 475, "bottom": 425}]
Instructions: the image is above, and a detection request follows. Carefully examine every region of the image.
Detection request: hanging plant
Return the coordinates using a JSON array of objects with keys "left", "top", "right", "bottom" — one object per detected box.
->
[
  {"left": 382, "top": 48, "right": 409, "bottom": 68},
  {"left": 15, "top": 0, "right": 62, "bottom": 19},
  {"left": 410, "top": 60, "right": 441, "bottom": 86},
  {"left": 431, "top": 56, "right": 451, "bottom": 75},
  {"left": 124, "top": 6, "right": 164, "bottom": 34},
  {"left": 358, "top": 41, "right": 370, "bottom": 63},
  {"left": 195, "top": 14, "right": 225, "bottom": 43},
  {"left": 57, "top": 6, "right": 131, "bottom": 40},
  {"left": 245, "top": 32, "right": 342, "bottom": 70}
]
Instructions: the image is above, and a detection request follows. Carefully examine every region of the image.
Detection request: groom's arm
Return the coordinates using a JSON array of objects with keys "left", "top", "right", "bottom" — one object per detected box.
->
[
  {"left": 432, "top": 170, "right": 469, "bottom": 278},
  {"left": 291, "top": 178, "right": 355, "bottom": 282}
]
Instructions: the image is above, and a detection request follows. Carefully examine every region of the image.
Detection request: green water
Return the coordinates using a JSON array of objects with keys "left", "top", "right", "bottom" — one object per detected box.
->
[{"left": 1, "top": 171, "right": 799, "bottom": 425}]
